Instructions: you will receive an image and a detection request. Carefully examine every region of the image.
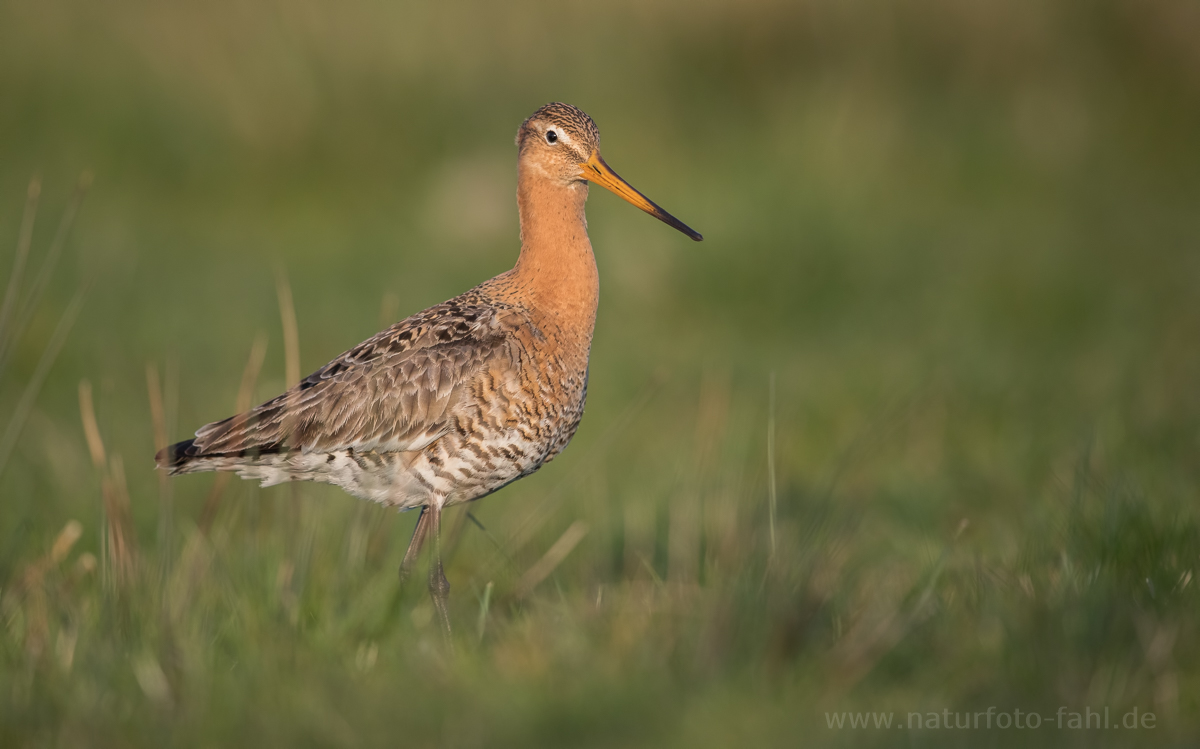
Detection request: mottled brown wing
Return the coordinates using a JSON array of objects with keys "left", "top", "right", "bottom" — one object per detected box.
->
[{"left": 160, "top": 300, "right": 510, "bottom": 468}]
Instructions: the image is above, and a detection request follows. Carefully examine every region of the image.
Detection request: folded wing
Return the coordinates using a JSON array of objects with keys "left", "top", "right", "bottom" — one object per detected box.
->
[{"left": 158, "top": 300, "right": 508, "bottom": 472}]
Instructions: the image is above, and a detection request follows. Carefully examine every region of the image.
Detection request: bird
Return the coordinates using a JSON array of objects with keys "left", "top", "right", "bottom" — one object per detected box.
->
[{"left": 157, "top": 102, "right": 702, "bottom": 635}]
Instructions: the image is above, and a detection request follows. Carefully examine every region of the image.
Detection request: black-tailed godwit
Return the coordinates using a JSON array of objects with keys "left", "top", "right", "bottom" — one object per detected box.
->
[{"left": 158, "top": 102, "right": 702, "bottom": 634}]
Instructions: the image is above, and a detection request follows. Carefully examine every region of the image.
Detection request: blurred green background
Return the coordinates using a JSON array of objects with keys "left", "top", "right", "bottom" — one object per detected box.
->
[{"left": 2, "top": 0, "right": 1199, "bottom": 746}]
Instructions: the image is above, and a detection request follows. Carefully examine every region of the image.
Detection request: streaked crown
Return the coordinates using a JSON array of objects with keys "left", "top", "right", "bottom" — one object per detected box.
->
[{"left": 517, "top": 102, "right": 600, "bottom": 159}]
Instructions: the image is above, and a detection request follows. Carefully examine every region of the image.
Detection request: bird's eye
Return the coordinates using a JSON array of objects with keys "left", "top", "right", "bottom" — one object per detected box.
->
[{"left": 546, "top": 130, "right": 558, "bottom": 144}]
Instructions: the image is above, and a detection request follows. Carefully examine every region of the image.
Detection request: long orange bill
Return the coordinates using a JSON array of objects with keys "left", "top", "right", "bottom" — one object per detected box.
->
[{"left": 580, "top": 152, "right": 703, "bottom": 241}]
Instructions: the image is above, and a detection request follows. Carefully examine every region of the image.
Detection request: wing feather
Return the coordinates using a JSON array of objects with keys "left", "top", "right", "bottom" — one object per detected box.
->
[{"left": 159, "top": 298, "right": 512, "bottom": 470}]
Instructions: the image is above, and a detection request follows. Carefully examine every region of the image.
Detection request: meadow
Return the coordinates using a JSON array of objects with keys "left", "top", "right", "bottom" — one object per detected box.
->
[{"left": 1, "top": 0, "right": 1198, "bottom": 746}]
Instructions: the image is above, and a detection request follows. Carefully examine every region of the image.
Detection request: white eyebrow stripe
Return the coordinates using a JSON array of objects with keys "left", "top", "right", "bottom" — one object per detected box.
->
[{"left": 550, "top": 127, "right": 575, "bottom": 146}]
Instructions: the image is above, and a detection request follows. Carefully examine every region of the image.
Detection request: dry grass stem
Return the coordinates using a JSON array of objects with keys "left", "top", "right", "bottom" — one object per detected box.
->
[
  {"left": 51, "top": 520, "right": 84, "bottom": 564},
  {"left": 78, "top": 380, "right": 139, "bottom": 586},
  {"left": 0, "top": 172, "right": 92, "bottom": 375},
  {"left": 672, "top": 371, "right": 729, "bottom": 583},
  {"left": 767, "top": 371, "right": 777, "bottom": 560},
  {"left": 199, "top": 332, "right": 268, "bottom": 532},
  {"left": 0, "top": 285, "right": 87, "bottom": 479},
  {"left": 379, "top": 291, "right": 399, "bottom": 328},
  {"left": 0, "top": 177, "right": 90, "bottom": 481},
  {"left": 146, "top": 363, "right": 168, "bottom": 454},
  {"left": 147, "top": 361, "right": 175, "bottom": 561},
  {"left": 78, "top": 380, "right": 107, "bottom": 470},
  {"left": 516, "top": 520, "right": 589, "bottom": 598},
  {"left": 0, "top": 176, "right": 41, "bottom": 353},
  {"left": 275, "top": 268, "right": 300, "bottom": 388}
]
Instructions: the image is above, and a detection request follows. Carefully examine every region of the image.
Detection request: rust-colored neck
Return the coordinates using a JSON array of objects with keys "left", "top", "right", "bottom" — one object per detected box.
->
[{"left": 510, "top": 162, "right": 599, "bottom": 345}]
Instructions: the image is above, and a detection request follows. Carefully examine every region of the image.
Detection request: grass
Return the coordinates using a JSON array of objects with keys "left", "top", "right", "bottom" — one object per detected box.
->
[{"left": 2, "top": 0, "right": 1200, "bottom": 746}]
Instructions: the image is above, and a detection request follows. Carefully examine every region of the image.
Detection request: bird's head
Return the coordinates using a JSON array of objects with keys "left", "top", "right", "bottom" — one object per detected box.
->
[{"left": 516, "top": 102, "right": 702, "bottom": 241}]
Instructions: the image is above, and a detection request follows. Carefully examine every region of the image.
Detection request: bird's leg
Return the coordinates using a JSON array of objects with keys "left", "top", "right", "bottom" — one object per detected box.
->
[
  {"left": 427, "top": 501, "right": 453, "bottom": 644},
  {"left": 399, "top": 506, "right": 431, "bottom": 584}
]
